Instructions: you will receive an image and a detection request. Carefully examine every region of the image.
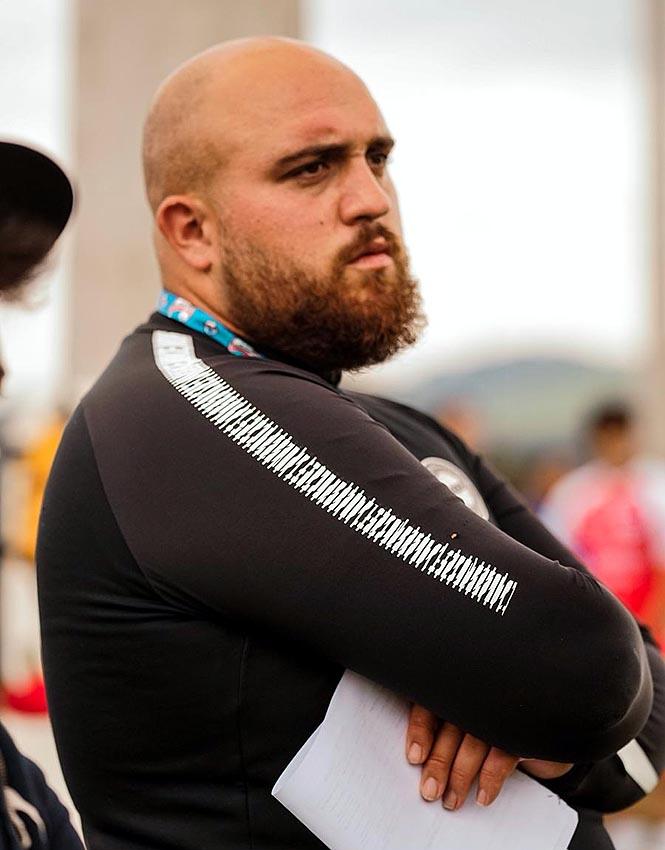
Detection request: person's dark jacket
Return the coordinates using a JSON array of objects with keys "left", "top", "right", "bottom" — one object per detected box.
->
[{"left": 0, "top": 723, "right": 83, "bottom": 849}]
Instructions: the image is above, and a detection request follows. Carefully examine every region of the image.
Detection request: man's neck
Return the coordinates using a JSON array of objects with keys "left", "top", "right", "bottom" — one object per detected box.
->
[
  {"left": 163, "top": 281, "right": 246, "bottom": 338},
  {"left": 160, "top": 281, "right": 343, "bottom": 387}
]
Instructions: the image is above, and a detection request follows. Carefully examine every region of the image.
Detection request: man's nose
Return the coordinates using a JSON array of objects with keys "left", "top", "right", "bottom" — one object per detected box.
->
[{"left": 338, "top": 160, "right": 391, "bottom": 224}]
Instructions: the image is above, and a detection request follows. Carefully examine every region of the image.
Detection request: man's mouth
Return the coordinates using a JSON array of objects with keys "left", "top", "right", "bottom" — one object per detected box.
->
[{"left": 347, "top": 238, "right": 394, "bottom": 269}]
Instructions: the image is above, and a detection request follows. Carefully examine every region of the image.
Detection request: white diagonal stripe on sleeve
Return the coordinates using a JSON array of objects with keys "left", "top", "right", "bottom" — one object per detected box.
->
[
  {"left": 153, "top": 330, "right": 518, "bottom": 615},
  {"left": 617, "top": 739, "right": 660, "bottom": 793}
]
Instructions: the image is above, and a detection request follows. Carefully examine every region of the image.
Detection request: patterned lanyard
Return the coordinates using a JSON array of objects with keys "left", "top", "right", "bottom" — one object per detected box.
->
[{"left": 157, "top": 290, "right": 263, "bottom": 359}]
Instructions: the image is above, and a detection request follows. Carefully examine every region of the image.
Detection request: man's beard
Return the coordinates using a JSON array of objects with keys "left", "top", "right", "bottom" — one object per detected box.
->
[{"left": 220, "top": 224, "right": 426, "bottom": 373}]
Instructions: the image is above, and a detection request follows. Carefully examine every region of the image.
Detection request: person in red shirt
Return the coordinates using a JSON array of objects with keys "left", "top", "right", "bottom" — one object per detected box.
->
[{"left": 541, "top": 402, "right": 665, "bottom": 646}]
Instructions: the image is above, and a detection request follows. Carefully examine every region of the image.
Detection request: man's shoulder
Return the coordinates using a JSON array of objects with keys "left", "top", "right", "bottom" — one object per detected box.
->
[
  {"left": 344, "top": 389, "right": 470, "bottom": 450},
  {"left": 345, "top": 389, "right": 432, "bottom": 426},
  {"left": 84, "top": 317, "right": 338, "bottom": 414}
]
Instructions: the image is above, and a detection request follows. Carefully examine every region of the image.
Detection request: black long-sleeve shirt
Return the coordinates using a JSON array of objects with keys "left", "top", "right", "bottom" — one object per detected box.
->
[{"left": 36, "top": 313, "right": 665, "bottom": 850}]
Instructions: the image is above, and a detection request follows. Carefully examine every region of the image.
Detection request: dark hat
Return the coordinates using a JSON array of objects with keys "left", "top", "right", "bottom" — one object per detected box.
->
[{"left": 0, "top": 141, "right": 74, "bottom": 239}]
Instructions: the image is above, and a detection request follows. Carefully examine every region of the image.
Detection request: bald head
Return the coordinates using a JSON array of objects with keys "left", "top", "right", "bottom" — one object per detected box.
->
[
  {"left": 142, "top": 37, "right": 415, "bottom": 371},
  {"left": 142, "top": 37, "right": 366, "bottom": 213}
]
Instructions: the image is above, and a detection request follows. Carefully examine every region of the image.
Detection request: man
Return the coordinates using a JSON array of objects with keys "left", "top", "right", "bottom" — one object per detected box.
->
[
  {"left": 36, "top": 39, "right": 665, "bottom": 850},
  {"left": 542, "top": 401, "right": 665, "bottom": 645},
  {"left": 0, "top": 140, "right": 83, "bottom": 848}
]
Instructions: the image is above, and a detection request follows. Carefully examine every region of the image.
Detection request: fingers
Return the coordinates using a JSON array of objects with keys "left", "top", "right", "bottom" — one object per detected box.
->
[
  {"left": 408, "top": 710, "right": 522, "bottom": 811},
  {"left": 475, "top": 747, "right": 520, "bottom": 807},
  {"left": 419, "top": 722, "right": 464, "bottom": 802},
  {"left": 406, "top": 703, "right": 438, "bottom": 765},
  {"left": 417, "top": 727, "right": 519, "bottom": 810},
  {"left": 440, "top": 733, "right": 489, "bottom": 810},
  {"left": 520, "top": 759, "right": 574, "bottom": 781}
]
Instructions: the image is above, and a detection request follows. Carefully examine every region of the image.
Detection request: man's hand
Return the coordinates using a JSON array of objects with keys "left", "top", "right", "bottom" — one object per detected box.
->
[{"left": 406, "top": 704, "right": 573, "bottom": 810}]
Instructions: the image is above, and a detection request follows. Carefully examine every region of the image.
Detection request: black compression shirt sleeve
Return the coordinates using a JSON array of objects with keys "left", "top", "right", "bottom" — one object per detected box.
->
[
  {"left": 87, "top": 342, "right": 654, "bottom": 764},
  {"left": 438, "top": 428, "right": 665, "bottom": 810},
  {"left": 544, "top": 634, "right": 665, "bottom": 813}
]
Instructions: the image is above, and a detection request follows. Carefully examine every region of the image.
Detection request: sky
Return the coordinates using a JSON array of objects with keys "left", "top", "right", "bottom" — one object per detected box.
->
[
  {"left": 304, "top": 0, "right": 648, "bottom": 390},
  {"left": 0, "top": 0, "right": 650, "bottom": 401}
]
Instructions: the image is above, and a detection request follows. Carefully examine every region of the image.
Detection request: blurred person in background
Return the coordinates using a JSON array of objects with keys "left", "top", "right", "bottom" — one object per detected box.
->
[
  {"left": 541, "top": 401, "right": 665, "bottom": 647},
  {"left": 37, "top": 38, "right": 665, "bottom": 850},
  {"left": 0, "top": 140, "right": 83, "bottom": 849},
  {"left": 541, "top": 402, "right": 665, "bottom": 850},
  {"left": 523, "top": 449, "right": 574, "bottom": 513},
  {"left": 433, "top": 397, "right": 487, "bottom": 451}
]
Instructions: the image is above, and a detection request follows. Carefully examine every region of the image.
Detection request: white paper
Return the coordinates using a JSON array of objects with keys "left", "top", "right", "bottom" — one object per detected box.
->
[{"left": 273, "top": 670, "right": 578, "bottom": 850}]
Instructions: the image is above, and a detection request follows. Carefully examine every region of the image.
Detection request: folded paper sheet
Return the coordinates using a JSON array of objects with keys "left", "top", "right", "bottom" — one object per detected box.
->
[{"left": 273, "top": 670, "right": 578, "bottom": 850}]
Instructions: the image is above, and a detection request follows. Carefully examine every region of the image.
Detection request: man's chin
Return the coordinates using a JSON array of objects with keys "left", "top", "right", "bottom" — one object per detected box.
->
[{"left": 341, "top": 265, "right": 400, "bottom": 299}]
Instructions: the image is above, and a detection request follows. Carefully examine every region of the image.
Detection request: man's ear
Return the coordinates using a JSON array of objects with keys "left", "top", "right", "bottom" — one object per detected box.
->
[{"left": 155, "top": 195, "right": 217, "bottom": 272}]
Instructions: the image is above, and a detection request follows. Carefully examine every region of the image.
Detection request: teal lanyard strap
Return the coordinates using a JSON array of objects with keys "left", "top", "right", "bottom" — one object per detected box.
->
[{"left": 157, "top": 290, "right": 262, "bottom": 359}]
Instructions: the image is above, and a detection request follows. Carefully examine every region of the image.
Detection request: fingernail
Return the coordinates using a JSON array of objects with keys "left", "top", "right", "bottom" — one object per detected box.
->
[
  {"left": 408, "top": 743, "right": 423, "bottom": 764},
  {"left": 422, "top": 777, "right": 439, "bottom": 801},
  {"left": 476, "top": 789, "right": 488, "bottom": 807},
  {"left": 443, "top": 790, "right": 458, "bottom": 811}
]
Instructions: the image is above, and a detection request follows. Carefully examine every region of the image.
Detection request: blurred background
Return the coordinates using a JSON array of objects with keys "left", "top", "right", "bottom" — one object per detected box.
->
[{"left": 0, "top": 0, "right": 664, "bottom": 847}]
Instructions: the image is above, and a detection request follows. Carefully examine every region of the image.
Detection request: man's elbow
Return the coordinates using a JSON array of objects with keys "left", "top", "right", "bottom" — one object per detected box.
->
[{"left": 535, "top": 591, "right": 653, "bottom": 763}]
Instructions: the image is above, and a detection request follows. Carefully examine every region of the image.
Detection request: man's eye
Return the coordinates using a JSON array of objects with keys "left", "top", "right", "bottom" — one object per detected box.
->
[
  {"left": 290, "top": 160, "right": 327, "bottom": 179},
  {"left": 367, "top": 151, "right": 391, "bottom": 172}
]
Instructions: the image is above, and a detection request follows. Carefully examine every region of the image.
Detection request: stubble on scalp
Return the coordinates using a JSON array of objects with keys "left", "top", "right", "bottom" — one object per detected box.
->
[
  {"left": 142, "top": 66, "right": 222, "bottom": 213},
  {"left": 142, "top": 39, "right": 363, "bottom": 215}
]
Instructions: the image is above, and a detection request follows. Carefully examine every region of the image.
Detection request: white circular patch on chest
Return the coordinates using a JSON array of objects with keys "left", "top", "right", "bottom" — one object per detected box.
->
[{"left": 421, "top": 456, "right": 490, "bottom": 520}]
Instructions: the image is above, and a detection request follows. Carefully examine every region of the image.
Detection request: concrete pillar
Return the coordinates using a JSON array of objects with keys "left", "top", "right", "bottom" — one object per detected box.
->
[
  {"left": 66, "top": 0, "right": 301, "bottom": 398},
  {"left": 644, "top": 0, "right": 665, "bottom": 456}
]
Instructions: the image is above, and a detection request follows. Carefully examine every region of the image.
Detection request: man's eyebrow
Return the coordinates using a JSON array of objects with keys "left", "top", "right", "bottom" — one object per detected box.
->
[{"left": 273, "top": 136, "right": 395, "bottom": 172}]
